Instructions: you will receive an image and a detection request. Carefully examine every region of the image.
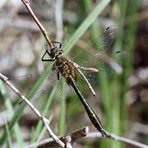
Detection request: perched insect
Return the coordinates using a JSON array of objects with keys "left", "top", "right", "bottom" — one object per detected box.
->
[
  {"left": 6, "top": 25, "right": 124, "bottom": 137},
  {"left": 41, "top": 41, "right": 106, "bottom": 136},
  {"left": 20, "top": 0, "right": 123, "bottom": 138}
]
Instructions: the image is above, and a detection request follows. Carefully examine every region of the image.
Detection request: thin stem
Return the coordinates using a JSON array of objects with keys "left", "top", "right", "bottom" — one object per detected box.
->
[
  {"left": 29, "top": 127, "right": 88, "bottom": 148},
  {"left": 21, "top": 0, "right": 54, "bottom": 49},
  {"left": 29, "top": 127, "right": 148, "bottom": 148},
  {"left": 0, "top": 73, "right": 65, "bottom": 148},
  {"left": 54, "top": 0, "right": 64, "bottom": 42},
  {"left": 87, "top": 132, "right": 148, "bottom": 148}
]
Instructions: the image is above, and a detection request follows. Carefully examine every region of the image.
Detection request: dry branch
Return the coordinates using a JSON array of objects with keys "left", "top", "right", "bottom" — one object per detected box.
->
[
  {"left": 0, "top": 73, "right": 65, "bottom": 148},
  {"left": 28, "top": 126, "right": 148, "bottom": 148},
  {"left": 21, "top": 0, "right": 54, "bottom": 49},
  {"left": 28, "top": 127, "right": 89, "bottom": 148}
]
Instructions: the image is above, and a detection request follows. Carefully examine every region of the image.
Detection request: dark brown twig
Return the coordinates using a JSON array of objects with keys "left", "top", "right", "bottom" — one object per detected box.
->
[
  {"left": 28, "top": 127, "right": 89, "bottom": 148},
  {"left": 21, "top": 0, "right": 54, "bottom": 49},
  {"left": 28, "top": 126, "right": 148, "bottom": 148}
]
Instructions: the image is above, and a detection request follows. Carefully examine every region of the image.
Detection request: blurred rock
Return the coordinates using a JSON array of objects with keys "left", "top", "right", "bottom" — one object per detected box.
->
[{"left": 12, "top": 35, "right": 35, "bottom": 66}]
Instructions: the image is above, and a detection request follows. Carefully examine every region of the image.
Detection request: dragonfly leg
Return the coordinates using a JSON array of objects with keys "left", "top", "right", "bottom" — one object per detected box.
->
[
  {"left": 41, "top": 50, "right": 55, "bottom": 61},
  {"left": 73, "top": 66, "right": 96, "bottom": 96},
  {"left": 78, "top": 66, "right": 98, "bottom": 72},
  {"left": 73, "top": 62, "right": 98, "bottom": 72},
  {"left": 57, "top": 71, "right": 60, "bottom": 80}
]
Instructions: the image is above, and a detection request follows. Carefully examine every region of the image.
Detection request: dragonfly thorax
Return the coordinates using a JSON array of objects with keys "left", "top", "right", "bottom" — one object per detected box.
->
[{"left": 55, "top": 56, "right": 77, "bottom": 84}]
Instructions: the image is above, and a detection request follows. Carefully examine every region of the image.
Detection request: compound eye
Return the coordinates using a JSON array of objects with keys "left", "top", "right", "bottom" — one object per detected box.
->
[{"left": 59, "top": 50, "right": 63, "bottom": 55}]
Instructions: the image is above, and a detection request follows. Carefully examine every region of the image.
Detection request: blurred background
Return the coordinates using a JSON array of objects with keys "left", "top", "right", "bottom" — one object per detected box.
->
[{"left": 0, "top": 0, "right": 148, "bottom": 147}]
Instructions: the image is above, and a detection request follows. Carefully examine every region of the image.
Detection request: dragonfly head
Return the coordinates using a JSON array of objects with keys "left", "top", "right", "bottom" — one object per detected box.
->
[
  {"left": 46, "top": 41, "right": 63, "bottom": 60},
  {"left": 50, "top": 47, "right": 63, "bottom": 59}
]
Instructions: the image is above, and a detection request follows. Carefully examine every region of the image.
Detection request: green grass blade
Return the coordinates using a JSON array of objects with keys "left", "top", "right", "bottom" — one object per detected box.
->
[
  {"left": 58, "top": 80, "right": 66, "bottom": 135},
  {"left": 82, "top": 1, "right": 110, "bottom": 147},
  {"left": 0, "top": 80, "right": 24, "bottom": 148},
  {"left": 5, "top": 123, "right": 13, "bottom": 148},
  {"left": 0, "top": 65, "right": 52, "bottom": 145},
  {"left": 31, "top": 84, "right": 57, "bottom": 143},
  {"left": 63, "top": 0, "right": 111, "bottom": 54}
]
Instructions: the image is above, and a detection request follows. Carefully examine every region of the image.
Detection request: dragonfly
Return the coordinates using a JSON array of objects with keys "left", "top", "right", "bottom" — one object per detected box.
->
[
  {"left": 41, "top": 41, "right": 107, "bottom": 136},
  {"left": 7, "top": 26, "right": 123, "bottom": 136},
  {"left": 14, "top": 0, "right": 123, "bottom": 136}
]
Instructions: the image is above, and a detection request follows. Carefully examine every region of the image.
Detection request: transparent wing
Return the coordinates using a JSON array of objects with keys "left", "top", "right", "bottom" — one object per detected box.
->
[
  {"left": 74, "top": 26, "right": 123, "bottom": 76},
  {"left": 69, "top": 26, "right": 127, "bottom": 93}
]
